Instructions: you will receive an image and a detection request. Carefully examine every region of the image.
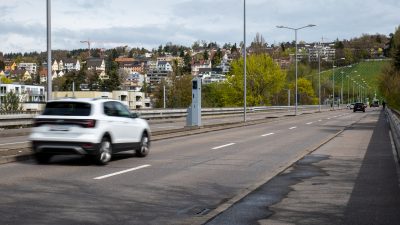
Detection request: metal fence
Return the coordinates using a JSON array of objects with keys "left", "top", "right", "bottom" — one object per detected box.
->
[
  {"left": 0, "top": 104, "right": 340, "bottom": 128},
  {"left": 387, "top": 108, "right": 400, "bottom": 162}
]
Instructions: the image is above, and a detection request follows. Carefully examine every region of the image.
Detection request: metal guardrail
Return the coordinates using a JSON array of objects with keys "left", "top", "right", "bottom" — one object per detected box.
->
[
  {"left": 0, "top": 105, "right": 339, "bottom": 128},
  {"left": 386, "top": 108, "right": 400, "bottom": 162}
]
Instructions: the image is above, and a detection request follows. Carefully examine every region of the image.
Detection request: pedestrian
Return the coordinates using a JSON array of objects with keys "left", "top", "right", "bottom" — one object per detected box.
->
[{"left": 382, "top": 100, "right": 386, "bottom": 109}]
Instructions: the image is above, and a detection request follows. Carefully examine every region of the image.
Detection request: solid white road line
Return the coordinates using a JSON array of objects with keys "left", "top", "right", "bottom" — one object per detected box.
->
[
  {"left": 212, "top": 143, "right": 235, "bottom": 150},
  {"left": 261, "top": 133, "right": 275, "bottom": 137},
  {"left": 0, "top": 141, "right": 30, "bottom": 146},
  {"left": 94, "top": 164, "right": 151, "bottom": 180},
  {"left": 289, "top": 126, "right": 297, "bottom": 130},
  {"left": 306, "top": 122, "right": 313, "bottom": 125}
]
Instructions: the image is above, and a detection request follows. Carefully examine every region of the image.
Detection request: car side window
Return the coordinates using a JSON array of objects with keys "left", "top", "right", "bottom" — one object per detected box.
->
[
  {"left": 114, "top": 102, "right": 131, "bottom": 118},
  {"left": 103, "top": 101, "right": 117, "bottom": 117}
]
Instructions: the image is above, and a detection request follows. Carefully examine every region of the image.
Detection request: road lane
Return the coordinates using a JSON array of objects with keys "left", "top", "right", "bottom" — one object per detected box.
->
[
  {"left": 0, "top": 109, "right": 368, "bottom": 225},
  {"left": 0, "top": 109, "right": 345, "bottom": 146}
]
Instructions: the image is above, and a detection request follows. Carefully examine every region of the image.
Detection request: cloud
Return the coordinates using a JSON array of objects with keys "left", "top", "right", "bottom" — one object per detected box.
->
[{"left": 0, "top": 0, "right": 399, "bottom": 53}]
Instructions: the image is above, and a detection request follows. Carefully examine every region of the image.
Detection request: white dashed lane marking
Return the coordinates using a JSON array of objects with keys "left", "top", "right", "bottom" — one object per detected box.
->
[
  {"left": 212, "top": 143, "right": 236, "bottom": 150},
  {"left": 94, "top": 165, "right": 151, "bottom": 180},
  {"left": 261, "top": 133, "right": 275, "bottom": 137}
]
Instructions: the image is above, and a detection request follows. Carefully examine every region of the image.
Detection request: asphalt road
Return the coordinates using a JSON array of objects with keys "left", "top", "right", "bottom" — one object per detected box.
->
[
  {"left": 0, "top": 108, "right": 322, "bottom": 146},
  {"left": 0, "top": 109, "right": 371, "bottom": 225}
]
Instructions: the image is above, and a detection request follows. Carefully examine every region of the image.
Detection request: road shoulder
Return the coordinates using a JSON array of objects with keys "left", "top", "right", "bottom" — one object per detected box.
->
[{"left": 260, "top": 111, "right": 400, "bottom": 225}]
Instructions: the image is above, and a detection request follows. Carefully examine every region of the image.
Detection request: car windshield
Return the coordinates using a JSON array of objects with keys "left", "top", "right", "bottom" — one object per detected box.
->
[{"left": 42, "top": 101, "right": 92, "bottom": 116}]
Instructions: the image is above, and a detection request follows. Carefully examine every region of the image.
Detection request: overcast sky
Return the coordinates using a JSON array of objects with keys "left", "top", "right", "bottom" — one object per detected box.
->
[{"left": 0, "top": 0, "right": 399, "bottom": 53}]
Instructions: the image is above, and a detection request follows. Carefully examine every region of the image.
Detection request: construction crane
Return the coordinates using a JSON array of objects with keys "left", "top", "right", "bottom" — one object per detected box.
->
[
  {"left": 80, "top": 39, "right": 108, "bottom": 58},
  {"left": 80, "top": 39, "right": 91, "bottom": 57}
]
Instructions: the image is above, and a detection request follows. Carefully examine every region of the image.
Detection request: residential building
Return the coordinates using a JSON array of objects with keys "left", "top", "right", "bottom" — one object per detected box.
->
[
  {"left": 308, "top": 44, "right": 336, "bottom": 62},
  {"left": 52, "top": 90, "right": 151, "bottom": 109},
  {"left": 147, "top": 60, "right": 174, "bottom": 86},
  {"left": 4, "top": 61, "right": 17, "bottom": 71},
  {"left": 157, "top": 61, "right": 173, "bottom": 72},
  {"left": 198, "top": 71, "right": 227, "bottom": 84},
  {"left": 274, "top": 58, "right": 291, "bottom": 69},
  {"left": 0, "top": 83, "right": 46, "bottom": 110},
  {"left": 118, "top": 60, "right": 146, "bottom": 74},
  {"left": 18, "top": 62, "right": 37, "bottom": 74},
  {"left": 87, "top": 58, "right": 106, "bottom": 72},
  {"left": 122, "top": 72, "right": 147, "bottom": 91},
  {"left": 39, "top": 68, "right": 48, "bottom": 83},
  {"left": 191, "top": 60, "right": 212, "bottom": 76},
  {"left": 86, "top": 58, "right": 108, "bottom": 80},
  {"left": 22, "top": 71, "right": 32, "bottom": 81},
  {"left": 215, "top": 53, "right": 231, "bottom": 74}
]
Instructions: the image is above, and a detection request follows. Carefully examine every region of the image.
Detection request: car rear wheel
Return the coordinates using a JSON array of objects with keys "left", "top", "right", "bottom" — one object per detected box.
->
[
  {"left": 94, "top": 137, "right": 112, "bottom": 165},
  {"left": 136, "top": 133, "right": 150, "bottom": 157},
  {"left": 34, "top": 153, "right": 52, "bottom": 164}
]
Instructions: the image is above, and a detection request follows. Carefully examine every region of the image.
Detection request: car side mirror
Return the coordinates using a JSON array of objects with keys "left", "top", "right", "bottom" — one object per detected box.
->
[{"left": 130, "top": 112, "right": 139, "bottom": 119}]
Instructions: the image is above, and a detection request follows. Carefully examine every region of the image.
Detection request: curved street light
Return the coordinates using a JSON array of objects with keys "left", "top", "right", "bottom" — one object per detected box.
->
[{"left": 276, "top": 24, "right": 316, "bottom": 115}]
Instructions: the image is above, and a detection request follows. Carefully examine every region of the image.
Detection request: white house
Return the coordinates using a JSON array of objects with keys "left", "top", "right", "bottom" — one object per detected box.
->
[
  {"left": 87, "top": 58, "right": 106, "bottom": 72},
  {"left": 0, "top": 83, "right": 46, "bottom": 110},
  {"left": 63, "top": 59, "right": 81, "bottom": 71},
  {"left": 157, "top": 61, "right": 173, "bottom": 72},
  {"left": 191, "top": 60, "right": 212, "bottom": 76},
  {"left": 18, "top": 63, "right": 38, "bottom": 74}
]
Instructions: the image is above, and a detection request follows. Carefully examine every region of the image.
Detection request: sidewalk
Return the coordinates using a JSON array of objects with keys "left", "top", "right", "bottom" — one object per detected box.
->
[{"left": 261, "top": 110, "right": 400, "bottom": 225}]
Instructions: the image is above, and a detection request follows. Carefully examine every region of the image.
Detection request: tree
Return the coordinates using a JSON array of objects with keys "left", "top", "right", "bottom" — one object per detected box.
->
[
  {"left": 152, "top": 60, "right": 192, "bottom": 108},
  {"left": 231, "top": 43, "right": 238, "bottom": 53},
  {"left": 1, "top": 76, "right": 12, "bottom": 84},
  {"left": 118, "top": 68, "right": 130, "bottom": 90},
  {"left": 228, "top": 53, "right": 286, "bottom": 106},
  {"left": 379, "top": 26, "right": 400, "bottom": 109},
  {"left": 203, "top": 50, "right": 209, "bottom": 61},
  {"left": 289, "top": 78, "right": 318, "bottom": 105},
  {"left": 183, "top": 52, "right": 192, "bottom": 73},
  {"left": 0, "top": 60, "right": 5, "bottom": 70},
  {"left": 211, "top": 48, "right": 222, "bottom": 68},
  {"left": 202, "top": 82, "right": 236, "bottom": 107},
  {"left": 0, "top": 91, "right": 23, "bottom": 111},
  {"left": 250, "top": 33, "right": 268, "bottom": 54}
]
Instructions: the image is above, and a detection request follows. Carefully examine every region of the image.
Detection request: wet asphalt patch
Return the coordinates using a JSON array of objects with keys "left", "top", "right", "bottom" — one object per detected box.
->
[{"left": 206, "top": 154, "right": 329, "bottom": 225}]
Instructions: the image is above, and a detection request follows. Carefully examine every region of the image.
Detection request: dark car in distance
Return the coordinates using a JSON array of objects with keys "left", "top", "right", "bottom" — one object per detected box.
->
[{"left": 353, "top": 102, "right": 366, "bottom": 112}]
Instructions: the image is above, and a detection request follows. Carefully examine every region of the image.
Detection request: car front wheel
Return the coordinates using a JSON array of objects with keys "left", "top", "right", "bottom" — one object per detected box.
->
[
  {"left": 94, "top": 137, "right": 112, "bottom": 165},
  {"left": 136, "top": 133, "right": 150, "bottom": 157}
]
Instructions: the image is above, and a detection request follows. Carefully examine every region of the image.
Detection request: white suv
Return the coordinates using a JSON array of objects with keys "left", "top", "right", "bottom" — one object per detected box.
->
[{"left": 29, "top": 98, "right": 151, "bottom": 165}]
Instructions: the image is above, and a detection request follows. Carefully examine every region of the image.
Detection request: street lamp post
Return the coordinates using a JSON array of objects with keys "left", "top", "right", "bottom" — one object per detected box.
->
[
  {"left": 243, "top": 0, "right": 247, "bottom": 122},
  {"left": 331, "top": 57, "right": 345, "bottom": 109},
  {"left": 340, "top": 71, "right": 344, "bottom": 107},
  {"left": 277, "top": 24, "right": 316, "bottom": 115},
  {"left": 317, "top": 42, "right": 322, "bottom": 112},
  {"left": 47, "top": 0, "right": 52, "bottom": 101}
]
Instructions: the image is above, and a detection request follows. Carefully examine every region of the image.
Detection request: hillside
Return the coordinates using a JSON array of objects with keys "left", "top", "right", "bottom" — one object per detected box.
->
[{"left": 317, "top": 60, "right": 389, "bottom": 103}]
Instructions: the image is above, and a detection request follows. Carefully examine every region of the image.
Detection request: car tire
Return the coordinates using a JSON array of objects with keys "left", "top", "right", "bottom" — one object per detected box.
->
[
  {"left": 136, "top": 133, "right": 150, "bottom": 157},
  {"left": 94, "top": 137, "right": 112, "bottom": 165},
  {"left": 34, "top": 153, "right": 52, "bottom": 164}
]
